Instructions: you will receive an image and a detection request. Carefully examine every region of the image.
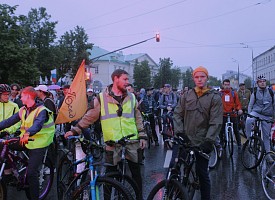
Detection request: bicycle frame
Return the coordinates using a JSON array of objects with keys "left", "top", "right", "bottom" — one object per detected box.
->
[{"left": 225, "top": 113, "right": 234, "bottom": 143}]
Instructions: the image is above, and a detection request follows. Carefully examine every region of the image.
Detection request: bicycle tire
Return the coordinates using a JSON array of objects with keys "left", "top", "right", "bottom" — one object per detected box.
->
[
  {"left": 147, "top": 179, "right": 188, "bottom": 200},
  {"left": 209, "top": 144, "right": 218, "bottom": 169},
  {"left": 25, "top": 158, "right": 54, "bottom": 200},
  {"left": 72, "top": 177, "right": 134, "bottom": 200},
  {"left": 261, "top": 151, "right": 275, "bottom": 200},
  {"left": 0, "top": 181, "right": 7, "bottom": 200},
  {"left": 106, "top": 171, "right": 142, "bottom": 200},
  {"left": 182, "top": 166, "right": 197, "bottom": 199},
  {"left": 145, "top": 123, "right": 152, "bottom": 149},
  {"left": 163, "top": 126, "right": 173, "bottom": 150},
  {"left": 241, "top": 136, "right": 265, "bottom": 169},
  {"left": 228, "top": 127, "right": 234, "bottom": 157},
  {"left": 57, "top": 152, "right": 74, "bottom": 200}
]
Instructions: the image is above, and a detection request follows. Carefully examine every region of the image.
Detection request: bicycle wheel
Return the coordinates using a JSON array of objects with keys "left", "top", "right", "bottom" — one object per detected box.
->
[
  {"left": 25, "top": 158, "right": 54, "bottom": 200},
  {"left": 147, "top": 179, "right": 188, "bottom": 200},
  {"left": 261, "top": 151, "right": 275, "bottom": 200},
  {"left": 241, "top": 136, "right": 265, "bottom": 169},
  {"left": 106, "top": 171, "right": 142, "bottom": 200},
  {"left": 57, "top": 152, "right": 74, "bottom": 200},
  {"left": 72, "top": 177, "right": 134, "bottom": 200},
  {"left": 182, "top": 166, "right": 197, "bottom": 199},
  {"left": 227, "top": 127, "right": 234, "bottom": 157},
  {"left": 0, "top": 181, "right": 7, "bottom": 200},
  {"left": 209, "top": 144, "right": 218, "bottom": 169},
  {"left": 164, "top": 126, "right": 173, "bottom": 150},
  {"left": 145, "top": 123, "right": 152, "bottom": 149}
]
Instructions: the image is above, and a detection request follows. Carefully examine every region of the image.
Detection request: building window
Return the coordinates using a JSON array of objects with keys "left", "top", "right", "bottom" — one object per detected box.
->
[{"left": 95, "top": 66, "right": 99, "bottom": 74}]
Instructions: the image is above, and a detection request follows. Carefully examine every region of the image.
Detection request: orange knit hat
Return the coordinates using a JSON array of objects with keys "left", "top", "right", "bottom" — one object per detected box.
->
[{"left": 192, "top": 66, "right": 209, "bottom": 77}]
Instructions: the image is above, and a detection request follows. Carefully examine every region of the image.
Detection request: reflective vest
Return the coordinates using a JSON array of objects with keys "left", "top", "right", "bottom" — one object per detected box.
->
[
  {"left": 99, "top": 92, "right": 138, "bottom": 141},
  {"left": 19, "top": 105, "right": 55, "bottom": 149},
  {"left": 0, "top": 101, "right": 20, "bottom": 134}
]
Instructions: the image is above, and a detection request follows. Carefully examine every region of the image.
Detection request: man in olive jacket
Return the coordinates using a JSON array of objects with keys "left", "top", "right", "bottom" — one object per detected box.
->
[{"left": 173, "top": 66, "right": 223, "bottom": 200}]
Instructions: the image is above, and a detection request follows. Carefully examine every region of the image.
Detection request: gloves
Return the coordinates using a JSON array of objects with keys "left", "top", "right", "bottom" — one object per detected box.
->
[
  {"left": 199, "top": 141, "right": 213, "bottom": 154},
  {"left": 20, "top": 133, "right": 30, "bottom": 146}
]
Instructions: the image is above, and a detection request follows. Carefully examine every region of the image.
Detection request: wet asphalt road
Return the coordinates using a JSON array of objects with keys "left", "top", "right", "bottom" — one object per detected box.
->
[{"left": 7, "top": 136, "right": 267, "bottom": 200}]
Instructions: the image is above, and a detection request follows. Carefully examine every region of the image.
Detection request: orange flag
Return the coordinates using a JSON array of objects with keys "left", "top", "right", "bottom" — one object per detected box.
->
[{"left": 55, "top": 60, "right": 88, "bottom": 124}]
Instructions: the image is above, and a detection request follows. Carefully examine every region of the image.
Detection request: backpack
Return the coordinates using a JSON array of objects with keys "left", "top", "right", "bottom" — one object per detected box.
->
[{"left": 253, "top": 88, "right": 274, "bottom": 105}]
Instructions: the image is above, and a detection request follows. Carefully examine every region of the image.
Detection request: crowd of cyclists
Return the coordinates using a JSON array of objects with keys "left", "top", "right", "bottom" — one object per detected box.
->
[{"left": 0, "top": 66, "right": 274, "bottom": 199}]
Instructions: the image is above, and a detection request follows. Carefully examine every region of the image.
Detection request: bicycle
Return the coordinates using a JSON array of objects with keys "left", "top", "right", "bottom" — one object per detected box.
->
[
  {"left": 142, "top": 112, "right": 153, "bottom": 149},
  {"left": 208, "top": 144, "right": 218, "bottom": 169},
  {"left": 261, "top": 150, "right": 275, "bottom": 199},
  {"left": 62, "top": 136, "right": 133, "bottom": 200},
  {"left": 241, "top": 114, "right": 274, "bottom": 170},
  {"left": 105, "top": 134, "right": 142, "bottom": 200},
  {"left": 162, "top": 110, "right": 174, "bottom": 149},
  {"left": 221, "top": 112, "right": 236, "bottom": 157},
  {"left": 147, "top": 135, "right": 189, "bottom": 200},
  {"left": 0, "top": 136, "right": 54, "bottom": 200}
]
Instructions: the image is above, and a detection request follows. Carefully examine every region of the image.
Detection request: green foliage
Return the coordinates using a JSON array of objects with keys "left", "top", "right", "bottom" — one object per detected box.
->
[
  {"left": 208, "top": 76, "right": 222, "bottom": 88},
  {"left": 57, "top": 26, "right": 92, "bottom": 80},
  {"left": 171, "top": 67, "right": 181, "bottom": 89},
  {"left": 133, "top": 60, "right": 151, "bottom": 89},
  {"left": 153, "top": 58, "right": 173, "bottom": 88},
  {"left": 0, "top": 4, "right": 39, "bottom": 85},
  {"left": 182, "top": 69, "right": 194, "bottom": 88},
  {"left": 244, "top": 77, "right": 252, "bottom": 89}
]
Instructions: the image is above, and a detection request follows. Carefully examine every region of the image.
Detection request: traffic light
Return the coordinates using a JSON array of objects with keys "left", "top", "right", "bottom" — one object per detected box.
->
[
  {"left": 156, "top": 33, "right": 160, "bottom": 42},
  {"left": 85, "top": 72, "right": 90, "bottom": 80}
]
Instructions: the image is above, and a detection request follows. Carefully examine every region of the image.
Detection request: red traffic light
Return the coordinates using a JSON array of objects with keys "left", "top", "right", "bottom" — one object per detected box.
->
[{"left": 156, "top": 33, "right": 160, "bottom": 42}]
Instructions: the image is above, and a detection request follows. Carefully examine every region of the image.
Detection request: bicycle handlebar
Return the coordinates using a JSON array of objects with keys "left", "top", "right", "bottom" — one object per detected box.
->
[
  {"left": 162, "top": 132, "right": 209, "bottom": 160},
  {"left": 0, "top": 137, "right": 34, "bottom": 145},
  {"left": 106, "top": 134, "right": 136, "bottom": 146},
  {"left": 246, "top": 113, "right": 274, "bottom": 124}
]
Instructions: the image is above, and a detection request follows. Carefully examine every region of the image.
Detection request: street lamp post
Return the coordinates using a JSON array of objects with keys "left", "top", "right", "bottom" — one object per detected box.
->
[
  {"left": 240, "top": 43, "right": 254, "bottom": 90},
  {"left": 232, "top": 58, "right": 239, "bottom": 89}
]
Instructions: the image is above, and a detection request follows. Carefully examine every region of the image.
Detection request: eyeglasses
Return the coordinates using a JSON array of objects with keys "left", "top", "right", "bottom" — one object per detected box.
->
[{"left": 116, "top": 104, "right": 123, "bottom": 117}]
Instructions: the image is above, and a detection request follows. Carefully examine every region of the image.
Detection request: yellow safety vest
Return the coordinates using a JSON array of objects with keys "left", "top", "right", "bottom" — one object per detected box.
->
[
  {"left": 19, "top": 105, "right": 55, "bottom": 149},
  {"left": 0, "top": 101, "right": 20, "bottom": 134},
  {"left": 99, "top": 92, "right": 138, "bottom": 141}
]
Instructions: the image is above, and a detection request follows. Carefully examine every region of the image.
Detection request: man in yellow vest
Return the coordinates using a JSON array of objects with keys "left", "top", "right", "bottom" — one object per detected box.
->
[
  {"left": 0, "top": 86, "right": 55, "bottom": 200},
  {"left": 65, "top": 69, "right": 147, "bottom": 198}
]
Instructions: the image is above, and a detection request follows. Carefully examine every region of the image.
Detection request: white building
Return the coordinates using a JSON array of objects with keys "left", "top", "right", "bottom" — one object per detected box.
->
[
  {"left": 253, "top": 45, "right": 275, "bottom": 84},
  {"left": 86, "top": 46, "right": 159, "bottom": 92}
]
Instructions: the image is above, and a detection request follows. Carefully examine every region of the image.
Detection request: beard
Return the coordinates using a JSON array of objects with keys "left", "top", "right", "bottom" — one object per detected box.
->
[{"left": 118, "top": 84, "right": 127, "bottom": 93}]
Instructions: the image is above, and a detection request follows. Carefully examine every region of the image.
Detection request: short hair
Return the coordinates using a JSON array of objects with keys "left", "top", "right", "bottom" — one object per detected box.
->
[
  {"left": 127, "top": 84, "right": 134, "bottom": 88},
  {"left": 10, "top": 83, "right": 21, "bottom": 91},
  {"left": 62, "top": 85, "right": 70, "bottom": 89},
  {"left": 21, "top": 86, "right": 37, "bottom": 100},
  {"left": 111, "top": 69, "right": 129, "bottom": 81},
  {"left": 223, "top": 79, "right": 230, "bottom": 84}
]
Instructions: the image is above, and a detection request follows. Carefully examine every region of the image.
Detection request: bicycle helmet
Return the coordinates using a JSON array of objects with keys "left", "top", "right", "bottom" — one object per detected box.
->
[
  {"left": 0, "top": 84, "right": 11, "bottom": 94},
  {"left": 257, "top": 75, "right": 266, "bottom": 81}
]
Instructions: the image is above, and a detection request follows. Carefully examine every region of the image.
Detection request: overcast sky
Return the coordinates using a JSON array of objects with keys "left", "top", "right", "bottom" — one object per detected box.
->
[{"left": 3, "top": 0, "right": 275, "bottom": 79}]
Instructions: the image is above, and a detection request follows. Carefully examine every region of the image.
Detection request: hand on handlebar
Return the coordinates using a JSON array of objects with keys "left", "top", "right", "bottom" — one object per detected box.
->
[
  {"left": 199, "top": 141, "right": 213, "bottom": 154},
  {"left": 237, "top": 110, "right": 243, "bottom": 116},
  {"left": 20, "top": 132, "right": 30, "bottom": 146},
  {"left": 167, "top": 106, "right": 172, "bottom": 111},
  {"left": 64, "top": 131, "right": 74, "bottom": 139}
]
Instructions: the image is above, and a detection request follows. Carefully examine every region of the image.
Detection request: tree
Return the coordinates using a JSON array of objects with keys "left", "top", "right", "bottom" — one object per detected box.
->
[
  {"left": 0, "top": 4, "right": 39, "bottom": 85},
  {"left": 153, "top": 58, "right": 173, "bottom": 88},
  {"left": 171, "top": 67, "right": 181, "bottom": 89},
  {"left": 182, "top": 69, "right": 194, "bottom": 89},
  {"left": 133, "top": 60, "right": 151, "bottom": 89},
  {"left": 20, "top": 7, "right": 58, "bottom": 80},
  {"left": 57, "top": 26, "right": 92, "bottom": 80},
  {"left": 244, "top": 77, "right": 252, "bottom": 89},
  {"left": 208, "top": 76, "right": 222, "bottom": 88}
]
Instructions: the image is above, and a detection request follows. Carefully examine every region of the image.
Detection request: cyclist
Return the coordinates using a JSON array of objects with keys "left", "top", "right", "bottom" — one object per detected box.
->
[
  {"left": 237, "top": 83, "right": 251, "bottom": 113},
  {"left": 0, "top": 86, "right": 55, "bottom": 200},
  {"left": 140, "top": 87, "right": 159, "bottom": 146},
  {"left": 0, "top": 84, "right": 20, "bottom": 137},
  {"left": 65, "top": 69, "right": 147, "bottom": 198},
  {"left": 219, "top": 79, "right": 243, "bottom": 149},
  {"left": 173, "top": 66, "right": 223, "bottom": 200},
  {"left": 246, "top": 75, "right": 275, "bottom": 151},
  {"left": 10, "top": 83, "right": 23, "bottom": 108},
  {"left": 159, "top": 83, "right": 177, "bottom": 145}
]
